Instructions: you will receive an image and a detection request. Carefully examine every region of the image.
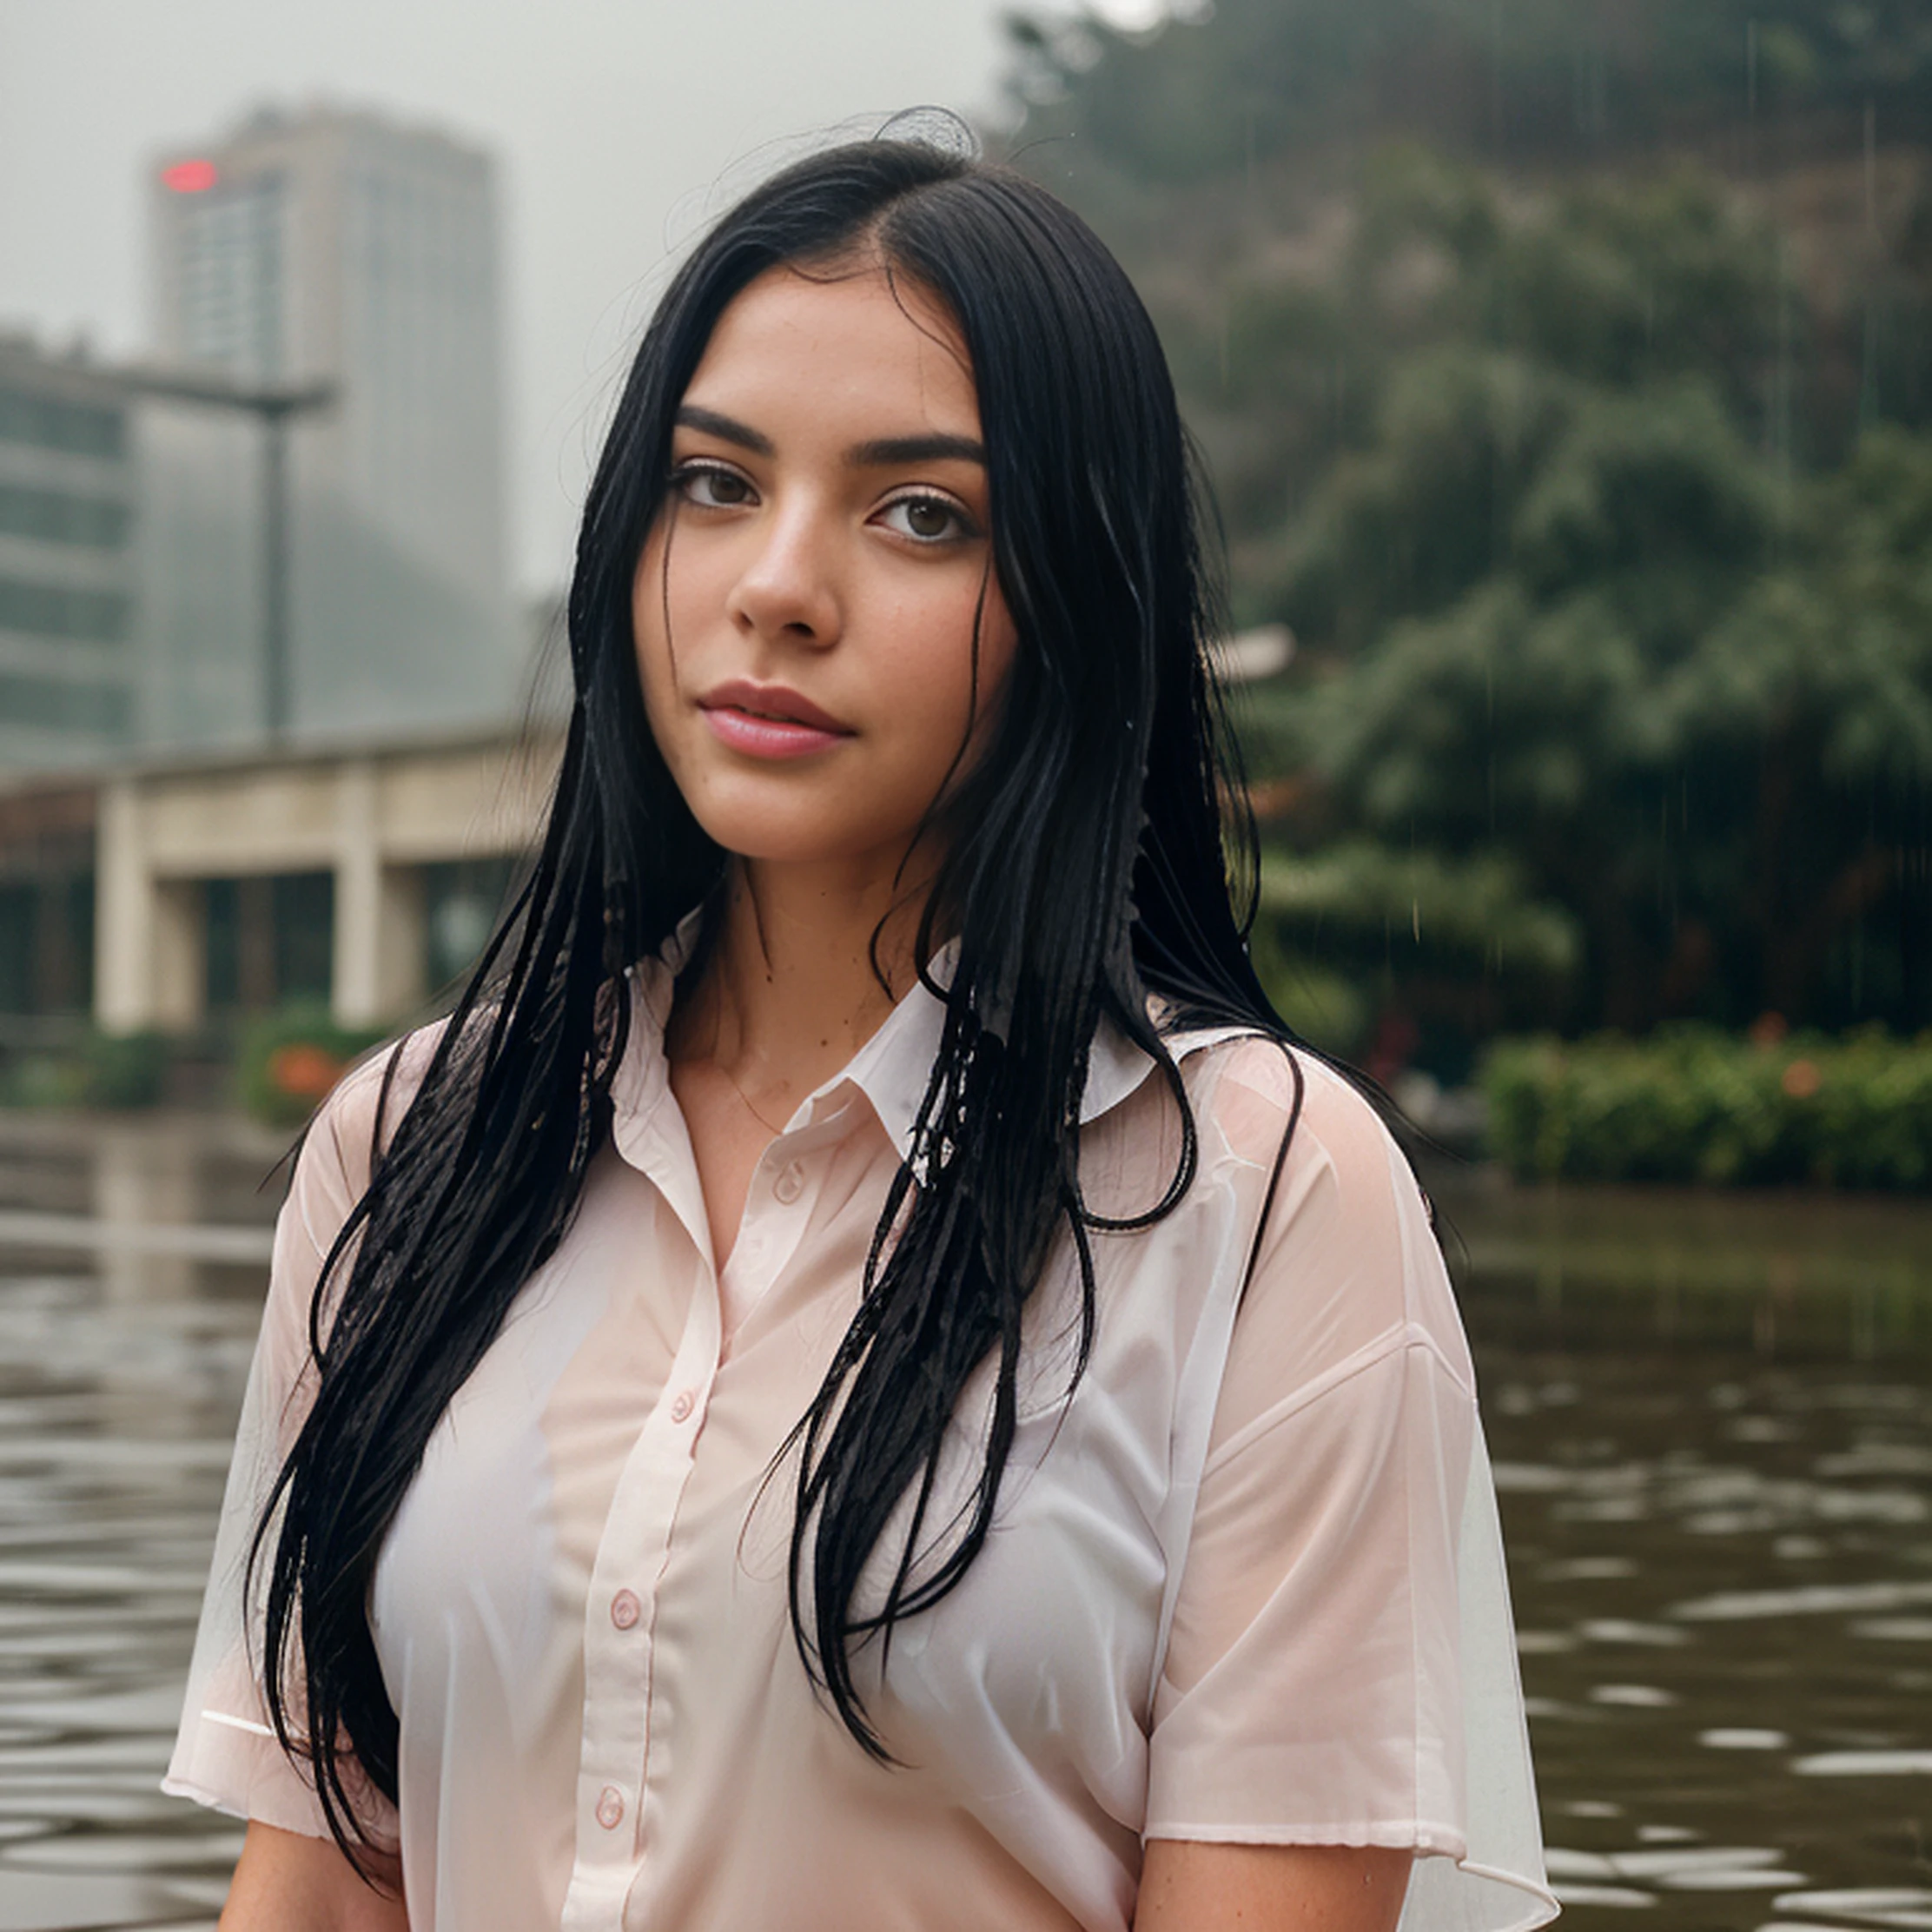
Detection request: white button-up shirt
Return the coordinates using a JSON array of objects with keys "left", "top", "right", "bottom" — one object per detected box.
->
[{"left": 166, "top": 949, "right": 1554, "bottom": 1931}]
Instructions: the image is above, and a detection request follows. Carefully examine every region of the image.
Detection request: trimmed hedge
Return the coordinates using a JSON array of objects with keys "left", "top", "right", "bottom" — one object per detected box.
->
[{"left": 1482, "top": 1026, "right": 1932, "bottom": 1190}]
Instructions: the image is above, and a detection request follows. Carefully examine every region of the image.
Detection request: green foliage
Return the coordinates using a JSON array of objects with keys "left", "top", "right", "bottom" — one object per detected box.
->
[
  {"left": 81, "top": 1030, "right": 171, "bottom": 1108},
  {"left": 1260, "top": 841, "right": 1579, "bottom": 976},
  {"left": 1671, "top": 428, "right": 1932, "bottom": 790},
  {"left": 1249, "top": 154, "right": 1789, "bottom": 612},
  {"left": 1279, "top": 392, "right": 1932, "bottom": 1034},
  {"left": 0, "top": 1054, "right": 72, "bottom": 1109},
  {"left": 1247, "top": 931, "right": 1373, "bottom": 1061},
  {"left": 0, "top": 1029, "right": 170, "bottom": 1110},
  {"left": 1247, "top": 837, "right": 1581, "bottom": 1062},
  {"left": 1005, "top": 3, "right": 1932, "bottom": 1056},
  {"left": 1005, "top": 0, "right": 1932, "bottom": 188},
  {"left": 1483, "top": 1026, "right": 1932, "bottom": 1188},
  {"left": 1183, "top": 139, "right": 1928, "bottom": 1042},
  {"left": 238, "top": 1004, "right": 387, "bottom": 1129}
]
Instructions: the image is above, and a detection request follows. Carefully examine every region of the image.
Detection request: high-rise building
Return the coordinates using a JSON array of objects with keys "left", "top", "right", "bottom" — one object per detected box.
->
[
  {"left": 0, "top": 336, "right": 140, "bottom": 771},
  {"left": 143, "top": 104, "right": 516, "bottom": 748}
]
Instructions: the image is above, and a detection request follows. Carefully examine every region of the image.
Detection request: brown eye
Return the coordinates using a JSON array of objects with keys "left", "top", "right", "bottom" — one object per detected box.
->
[
  {"left": 881, "top": 494, "right": 973, "bottom": 543},
  {"left": 677, "top": 463, "right": 755, "bottom": 508}
]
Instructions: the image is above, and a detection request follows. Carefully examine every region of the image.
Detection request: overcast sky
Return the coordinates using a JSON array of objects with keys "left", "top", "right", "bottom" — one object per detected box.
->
[{"left": 0, "top": 0, "right": 1093, "bottom": 597}]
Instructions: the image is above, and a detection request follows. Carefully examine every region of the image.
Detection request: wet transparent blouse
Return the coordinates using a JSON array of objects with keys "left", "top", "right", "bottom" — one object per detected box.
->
[{"left": 168, "top": 944, "right": 1556, "bottom": 1932}]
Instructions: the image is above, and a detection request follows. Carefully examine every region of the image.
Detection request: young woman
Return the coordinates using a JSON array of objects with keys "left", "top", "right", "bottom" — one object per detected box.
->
[{"left": 167, "top": 131, "right": 1555, "bottom": 1932}]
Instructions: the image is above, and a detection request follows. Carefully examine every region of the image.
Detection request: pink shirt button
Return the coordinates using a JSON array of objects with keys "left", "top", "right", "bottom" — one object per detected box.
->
[
  {"left": 670, "top": 1389, "right": 695, "bottom": 1423},
  {"left": 772, "top": 1160, "right": 805, "bottom": 1205},
  {"left": 595, "top": 1785, "right": 625, "bottom": 1830},
  {"left": 610, "top": 1589, "right": 640, "bottom": 1630}
]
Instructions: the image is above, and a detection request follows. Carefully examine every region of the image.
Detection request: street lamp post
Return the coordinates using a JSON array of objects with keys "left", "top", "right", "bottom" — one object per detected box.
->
[{"left": 115, "top": 367, "right": 335, "bottom": 744}]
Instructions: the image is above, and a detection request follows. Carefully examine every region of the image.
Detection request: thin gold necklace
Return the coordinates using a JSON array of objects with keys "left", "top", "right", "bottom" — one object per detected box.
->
[
  {"left": 675, "top": 988, "right": 790, "bottom": 1136},
  {"left": 719, "top": 1060, "right": 789, "bottom": 1137}
]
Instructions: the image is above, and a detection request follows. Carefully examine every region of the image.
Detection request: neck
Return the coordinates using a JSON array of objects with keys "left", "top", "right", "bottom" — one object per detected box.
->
[{"left": 669, "top": 855, "right": 935, "bottom": 1110}]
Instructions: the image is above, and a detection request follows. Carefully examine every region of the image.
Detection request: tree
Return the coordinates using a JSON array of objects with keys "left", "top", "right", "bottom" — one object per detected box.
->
[
  {"left": 1003, "top": 0, "right": 1932, "bottom": 188},
  {"left": 1255, "top": 177, "right": 1932, "bottom": 1036},
  {"left": 998, "top": 33, "right": 1932, "bottom": 1051}
]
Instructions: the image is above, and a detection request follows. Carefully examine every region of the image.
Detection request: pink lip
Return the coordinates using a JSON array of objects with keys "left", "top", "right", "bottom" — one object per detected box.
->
[{"left": 698, "top": 681, "right": 851, "bottom": 760}]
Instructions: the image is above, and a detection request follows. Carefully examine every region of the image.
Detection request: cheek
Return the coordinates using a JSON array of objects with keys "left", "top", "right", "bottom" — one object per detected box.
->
[
  {"left": 917, "top": 572, "right": 1015, "bottom": 690},
  {"left": 889, "top": 592, "right": 997, "bottom": 739},
  {"left": 952, "top": 586, "right": 1020, "bottom": 750},
  {"left": 976, "top": 587, "right": 1020, "bottom": 705},
  {"left": 887, "top": 591, "right": 1017, "bottom": 797}
]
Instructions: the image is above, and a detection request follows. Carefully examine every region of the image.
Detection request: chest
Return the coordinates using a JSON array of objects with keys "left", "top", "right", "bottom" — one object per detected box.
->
[
  {"left": 368, "top": 1137, "right": 1248, "bottom": 1797},
  {"left": 665, "top": 1056, "right": 777, "bottom": 1271}
]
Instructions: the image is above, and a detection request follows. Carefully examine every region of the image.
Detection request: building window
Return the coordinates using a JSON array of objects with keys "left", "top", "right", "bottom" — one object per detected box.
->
[
  {"left": 204, "top": 872, "right": 334, "bottom": 1013},
  {"left": 0, "top": 672, "right": 131, "bottom": 735},
  {"left": 0, "top": 387, "right": 125, "bottom": 458},
  {"left": 0, "top": 874, "right": 93, "bottom": 1015},
  {"left": 176, "top": 175, "right": 286, "bottom": 380},
  {"left": 422, "top": 857, "right": 515, "bottom": 991},
  {"left": 0, "top": 484, "right": 131, "bottom": 550},
  {"left": 0, "top": 578, "right": 131, "bottom": 643}
]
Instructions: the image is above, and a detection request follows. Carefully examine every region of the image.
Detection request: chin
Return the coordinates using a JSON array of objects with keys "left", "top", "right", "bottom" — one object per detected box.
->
[
  {"left": 684, "top": 777, "right": 925, "bottom": 868},
  {"left": 693, "top": 812, "right": 861, "bottom": 865}
]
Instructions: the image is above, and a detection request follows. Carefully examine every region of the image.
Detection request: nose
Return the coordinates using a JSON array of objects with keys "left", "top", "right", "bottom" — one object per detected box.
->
[{"left": 726, "top": 494, "right": 840, "bottom": 648}]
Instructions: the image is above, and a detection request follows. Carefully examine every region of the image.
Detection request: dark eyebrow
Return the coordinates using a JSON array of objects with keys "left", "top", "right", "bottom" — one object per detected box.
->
[
  {"left": 675, "top": 408, "right": 984, "bottom": 471},
  {"left": 847, "top": 433, "right": 986, "bottom": 468},
  {"left": 674, "top": 404, "right": 773, "bottom": 456}
]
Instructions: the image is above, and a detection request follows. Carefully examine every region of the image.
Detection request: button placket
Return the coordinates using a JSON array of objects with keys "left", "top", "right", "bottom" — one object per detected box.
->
[
  {"left": 562, "top": 1175, "right": 723, "bottom": 1926},
  {"left": 720, "top": 1139, "right": 823, "bottom": 1336}
]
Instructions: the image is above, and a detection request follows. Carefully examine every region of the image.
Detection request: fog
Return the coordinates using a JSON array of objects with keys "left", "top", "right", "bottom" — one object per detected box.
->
[{"left": 0, "top": 0, "right": 1025, "bottom": 595}]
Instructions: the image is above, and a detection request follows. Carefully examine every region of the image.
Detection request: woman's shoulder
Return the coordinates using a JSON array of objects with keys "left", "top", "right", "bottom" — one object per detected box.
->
[
  {"left": 1171, "top": 1029, "right": 1473, "bottom": 1396},
  {"left": 1172, "top": 1029, "right": 1405, "bottom": 1195},
  {"left": 288, "top": 1017, "right": 453, "bottom": 1260}
]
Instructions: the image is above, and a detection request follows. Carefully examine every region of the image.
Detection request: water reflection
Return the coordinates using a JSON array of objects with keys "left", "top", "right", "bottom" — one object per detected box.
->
[
  {"left": 0, "top": 1120, "right": 1928, "bottom": 1929},
  {"left": 0, "top": 1114, "right": 273, "bottom": 1931},
  {"left": 1474, "top": 1345, "right": 1932, "bottom": 1921}
]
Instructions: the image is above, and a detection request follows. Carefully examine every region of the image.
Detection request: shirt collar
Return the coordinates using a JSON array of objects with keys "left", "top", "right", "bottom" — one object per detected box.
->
[
  {"left": 608, "top": 916, "right": 1161, "bottom": 1168},
  {"left": 834, "top": 957, "right": 1161, "bottom": 1159}
]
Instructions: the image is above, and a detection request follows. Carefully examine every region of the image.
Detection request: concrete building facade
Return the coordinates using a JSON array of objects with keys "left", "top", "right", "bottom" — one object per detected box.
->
[
  {"left": 91, "top": 727, "right": 556, "bottom": 1034},
  {"left": 143, "top": 104, "right": 517, "bottom": 750},
  {"left": 0, "top": 338, "right": 141, "bottom": 771}
]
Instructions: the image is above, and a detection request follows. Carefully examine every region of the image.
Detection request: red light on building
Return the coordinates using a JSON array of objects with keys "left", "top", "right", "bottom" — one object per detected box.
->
[{"left": 162, "top": 159, "right": 220, "bottom": 194}]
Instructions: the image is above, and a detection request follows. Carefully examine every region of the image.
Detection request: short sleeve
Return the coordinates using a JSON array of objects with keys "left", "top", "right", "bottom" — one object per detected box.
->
[
  {"left": 1147, "top": 1055, "right": 1556, "bottom": 1931},
  {"left": 162, "top": 1047, "right": 408, "bottom": 1843}
]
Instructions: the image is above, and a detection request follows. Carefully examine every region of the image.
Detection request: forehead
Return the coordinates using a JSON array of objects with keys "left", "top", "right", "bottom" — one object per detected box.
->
[{"left": 684, "top": 262, "right": 981, "bottom": 428}]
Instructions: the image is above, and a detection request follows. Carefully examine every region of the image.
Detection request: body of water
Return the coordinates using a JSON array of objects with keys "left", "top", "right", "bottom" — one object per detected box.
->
[{"left": 0, "top": 1114, "right": 1928, "bottom": 1929}]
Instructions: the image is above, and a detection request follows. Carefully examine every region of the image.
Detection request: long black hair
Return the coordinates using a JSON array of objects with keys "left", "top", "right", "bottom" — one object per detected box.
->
[{"left": 256, "top": 126, "right": 1293, "bottom": 1863}]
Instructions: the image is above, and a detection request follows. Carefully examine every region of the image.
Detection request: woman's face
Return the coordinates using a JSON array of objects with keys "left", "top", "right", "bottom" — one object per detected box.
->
[{"left": 633, "top": 261, "right": 1017, "bottom": 877}]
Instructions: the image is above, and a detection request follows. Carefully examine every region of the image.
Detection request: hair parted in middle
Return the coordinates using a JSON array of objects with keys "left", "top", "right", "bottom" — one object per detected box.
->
[{"left": 255, "top": 124, "right": 1300, "bottom": 1862}]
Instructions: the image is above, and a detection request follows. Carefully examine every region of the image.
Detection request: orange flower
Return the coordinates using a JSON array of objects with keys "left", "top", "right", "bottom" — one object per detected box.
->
[{"left": 268, "top": 1042, "right": 346, "bottom": 1101}]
